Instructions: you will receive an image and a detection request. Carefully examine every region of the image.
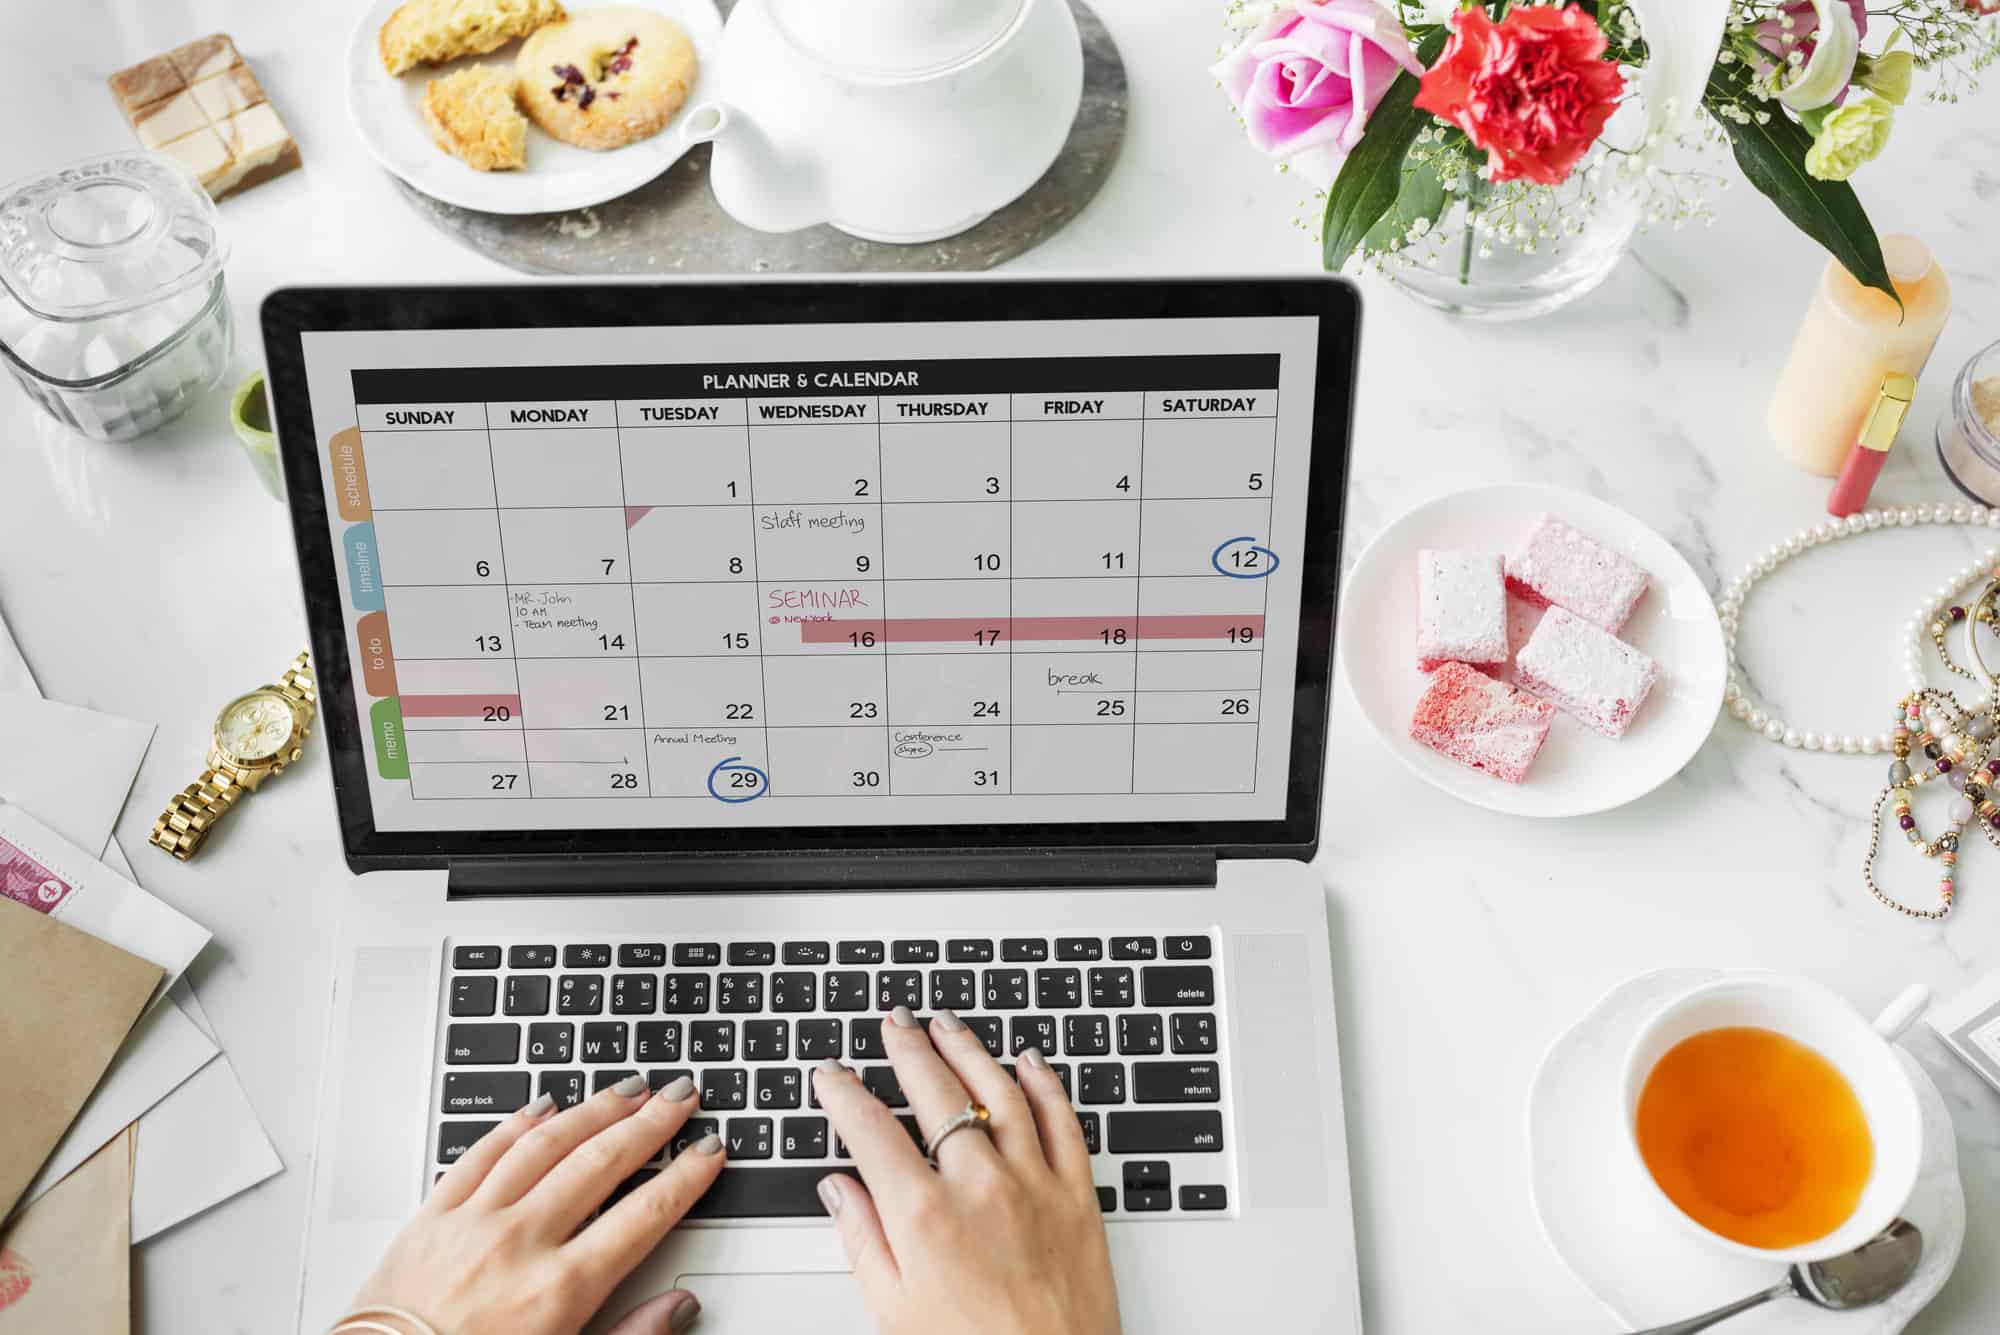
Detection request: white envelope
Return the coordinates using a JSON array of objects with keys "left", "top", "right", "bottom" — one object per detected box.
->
[
  {"left": 130, "top": 981, "right": 284, "bottom": 1243},
  {"left": 0, "top": 694, "right": 154, "bottom": 859},
  {"left": 0, "top": 802, "right": 209, "bottom": 1006},
  {"left": 14, "top": 996, "right": 217, "bottom": 1216}
]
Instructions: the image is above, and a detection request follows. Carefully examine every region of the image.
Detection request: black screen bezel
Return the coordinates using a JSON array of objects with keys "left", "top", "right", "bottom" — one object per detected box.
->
[{"left": 261, "top": 278, "right": 1359, "bottom": 874}]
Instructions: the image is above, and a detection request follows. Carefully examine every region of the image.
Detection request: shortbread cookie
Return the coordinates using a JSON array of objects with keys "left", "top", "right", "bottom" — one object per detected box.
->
[
  {"left": 516, "top": 6, "right": 695, "bottom": 151},
  {"left": 423, "top": 66, "right": 528, "bottom": 171},
  {"left": 379, "top": 0, "right": 568, "bottom": 76}
]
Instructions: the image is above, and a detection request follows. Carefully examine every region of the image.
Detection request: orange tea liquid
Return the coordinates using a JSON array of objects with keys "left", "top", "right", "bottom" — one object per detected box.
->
[{"left": 1634, "top": 1026, "right": 1872, "bottom": 1250}]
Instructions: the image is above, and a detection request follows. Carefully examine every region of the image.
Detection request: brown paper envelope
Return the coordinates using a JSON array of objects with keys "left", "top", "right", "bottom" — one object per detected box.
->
[
  {"left": 0, "top": 898, "right": 161, "bottom": 1220},
  {"left": 0, "top": 1124, "right": 133, "bottom": 1333}
]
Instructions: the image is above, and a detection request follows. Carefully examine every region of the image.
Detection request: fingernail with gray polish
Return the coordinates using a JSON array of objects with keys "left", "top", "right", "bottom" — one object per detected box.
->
[
  {"left": 668, "top": 1294, "right": 702, "bottom": 1333},
  {"left": 890, "top": 1004, "right": 919, "bottom": 1029},
  {"left": 933, "top": 1008, "right": 966, "bottom": 1032},
  {"left": 523, "top": 1091, "right": 556, "bottom": 1117},
  {"left": 613, "top": 1073, "right": 649, "bottom": 1097},
  {"left": 658, "top": 1075, "right": 696, "bottom": 1102},
  {"left": 817, "top": 1175, "right": 845, "bottom": 1217},
  {"left": 1022, "top": 1046, "right": 1051, "bottom": 1071},
  {"left": 694, "top": 1132, "right": 725, "bottom": 1155},
  {"left": 816, "top": 1058, "right": 846, "bottom": 1078}
]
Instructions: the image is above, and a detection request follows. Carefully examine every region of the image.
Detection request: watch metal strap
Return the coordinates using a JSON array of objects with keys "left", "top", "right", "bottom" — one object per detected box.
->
[
  {"left": 147, "top": 651, "right": 315, "bottom": 861},
  {"left": 149, "top": 766, "right": 246, "bottom": 861},
  {"left": 278, "top": 650, "right": 318, "bottom": 714}
]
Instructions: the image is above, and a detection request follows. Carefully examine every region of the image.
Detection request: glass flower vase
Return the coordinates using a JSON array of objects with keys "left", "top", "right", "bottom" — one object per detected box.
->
[{"left": 1372, "top": 154, "right": 1644, "bottom": 322}]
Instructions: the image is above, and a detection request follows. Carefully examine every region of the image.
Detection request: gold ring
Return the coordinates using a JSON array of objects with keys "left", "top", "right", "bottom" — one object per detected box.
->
[{"left": 923, "top": 1101, "right": 991, "bottom": 1160}]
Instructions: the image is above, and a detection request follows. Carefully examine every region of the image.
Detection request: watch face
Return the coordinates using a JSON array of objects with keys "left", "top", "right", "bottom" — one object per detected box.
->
[{"left": 217, "top": 691, "right": 295, "bottom": 762}]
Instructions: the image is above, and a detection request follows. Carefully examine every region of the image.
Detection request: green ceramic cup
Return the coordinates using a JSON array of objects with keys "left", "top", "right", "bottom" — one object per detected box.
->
[{"left": 231, "top": 369, "right": 283, "bottom": 499}]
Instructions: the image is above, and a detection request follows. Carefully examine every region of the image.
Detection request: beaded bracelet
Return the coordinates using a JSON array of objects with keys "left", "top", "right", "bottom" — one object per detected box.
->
[{"left": 328, "top": 1307, "right": 445, "bottom": 1335}]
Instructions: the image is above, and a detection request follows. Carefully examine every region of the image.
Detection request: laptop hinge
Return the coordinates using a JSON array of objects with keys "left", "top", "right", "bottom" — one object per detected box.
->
[{"left": 445, "top": 847, "right": 1219, "bottom": 899}]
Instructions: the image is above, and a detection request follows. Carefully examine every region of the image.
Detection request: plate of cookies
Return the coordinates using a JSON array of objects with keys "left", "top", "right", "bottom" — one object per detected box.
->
[
  {"left": 1337, "top": 484, "right": 1727, "bottom": 818},
  {"left": 348, "top": 0, "right": 722, "bottom": 214}
]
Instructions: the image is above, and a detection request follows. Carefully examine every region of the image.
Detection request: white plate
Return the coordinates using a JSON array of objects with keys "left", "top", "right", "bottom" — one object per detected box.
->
[
  {"left": 1528, "top": 969, "right": 1965, "bottom": 1332},
  {"left": 346, "top": 0, "right": 724, "bottom": 215},
  {"left": 1336, "top": 483, "right": 1726, "bottom": 817}
]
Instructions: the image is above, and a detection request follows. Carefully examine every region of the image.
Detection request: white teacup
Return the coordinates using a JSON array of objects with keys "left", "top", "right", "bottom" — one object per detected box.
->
[{"left": 1618, "top": 974, "right": 1929, "bottom": 1263}]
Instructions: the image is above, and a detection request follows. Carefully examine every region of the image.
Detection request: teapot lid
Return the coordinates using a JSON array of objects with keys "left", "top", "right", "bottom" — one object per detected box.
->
[{"left": 768, "top": 0, "right": 1026, "bottom": 77}]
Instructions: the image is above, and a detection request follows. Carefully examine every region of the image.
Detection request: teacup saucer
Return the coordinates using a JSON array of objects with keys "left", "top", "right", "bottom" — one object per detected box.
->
[{"left": 1527, "top": 969, "right": 1966, "bottom": 1332}]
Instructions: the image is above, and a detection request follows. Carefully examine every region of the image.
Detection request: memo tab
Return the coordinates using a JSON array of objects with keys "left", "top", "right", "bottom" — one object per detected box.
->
[{"left": 264, "top": 280, "right": 1355, "bottom": 877}]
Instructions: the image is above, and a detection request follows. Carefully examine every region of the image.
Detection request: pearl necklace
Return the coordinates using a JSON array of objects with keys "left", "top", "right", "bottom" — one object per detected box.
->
[{"left": 1722, "top": 503, "right": 2000, "bottom": 753}]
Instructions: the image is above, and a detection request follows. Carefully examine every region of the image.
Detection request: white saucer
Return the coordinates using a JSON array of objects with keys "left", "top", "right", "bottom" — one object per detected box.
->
[
  {"left": 1528, "top": 969, "right": 1966, "bottom": 1332},
  {"left": 346, "top": 0, "right": 725, "bottom": 215},
  {"left": 1336, "top": 483, "right": 1726, "bottom": 817}
]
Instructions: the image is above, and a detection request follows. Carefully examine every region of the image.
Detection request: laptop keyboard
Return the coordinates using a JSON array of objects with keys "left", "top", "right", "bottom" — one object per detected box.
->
[{"left": 431, "top": 932, "right": 1234, "bottom": 1219}]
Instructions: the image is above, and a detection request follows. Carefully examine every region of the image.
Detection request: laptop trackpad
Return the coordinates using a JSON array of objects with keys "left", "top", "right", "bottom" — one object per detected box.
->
[{"left": 675, "top": 1272, "right": 871, "bottom": 1332}]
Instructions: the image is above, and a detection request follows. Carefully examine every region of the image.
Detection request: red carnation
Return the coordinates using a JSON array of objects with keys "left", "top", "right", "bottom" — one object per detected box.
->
[{"left": 1413, "top": 4, "right": 1625, "bottom": 187}]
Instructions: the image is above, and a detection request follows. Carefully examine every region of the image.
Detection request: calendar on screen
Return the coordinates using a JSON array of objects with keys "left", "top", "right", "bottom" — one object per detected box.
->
[{"left": 297, "top": 315, "right": 1320, "bottom": 832}]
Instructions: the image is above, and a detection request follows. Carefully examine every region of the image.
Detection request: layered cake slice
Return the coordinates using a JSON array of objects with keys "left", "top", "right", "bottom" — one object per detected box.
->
[
  {"left": 1504, "top": 513, "right": 1650, "bottom": 632},
  {"left": 1408, "top": 661, "right": 1555, "bottom": 783},
  {"left": 1416, "top": 549, "right": 1508, "bottom": 672},
  {"left": 1514, "top": 607, "right": 1660, "bottom": 738}
]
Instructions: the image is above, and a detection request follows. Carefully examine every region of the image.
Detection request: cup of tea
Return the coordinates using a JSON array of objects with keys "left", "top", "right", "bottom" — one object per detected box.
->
[{"left": 1619, "top": 975, "right": 1929, "bottom": 1262}]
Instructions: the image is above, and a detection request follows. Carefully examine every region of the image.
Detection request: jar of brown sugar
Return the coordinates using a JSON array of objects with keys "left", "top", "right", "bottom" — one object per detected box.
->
[{"left": 1938, "top": 339, "right": 2000, "bottom": 507}]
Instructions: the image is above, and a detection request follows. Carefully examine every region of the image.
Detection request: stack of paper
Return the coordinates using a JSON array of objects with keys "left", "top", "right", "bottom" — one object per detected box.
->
[{"left": 0, "top": 599, "right": 284, "bottom": 1332}]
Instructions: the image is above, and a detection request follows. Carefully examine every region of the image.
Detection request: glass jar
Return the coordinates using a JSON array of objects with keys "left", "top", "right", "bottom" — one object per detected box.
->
[
  {"left": 1937, "top": 339, "right": 2000, "bottom": 507},
  {"left": 0, "top": 152, "right": 232, "bottom": 442}
]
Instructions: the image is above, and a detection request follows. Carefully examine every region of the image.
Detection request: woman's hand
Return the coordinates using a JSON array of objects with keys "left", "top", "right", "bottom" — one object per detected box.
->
[
  {"left": 347, "top": 1073, "right": 724, "bottom": 1335},
  {"left": 813, "top": 1007, "right": 1123, "bottom": 1335}
]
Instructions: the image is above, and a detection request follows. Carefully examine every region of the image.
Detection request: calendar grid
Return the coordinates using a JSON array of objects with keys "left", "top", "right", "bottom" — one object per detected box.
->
[{"left": 350, "top": 354, "right": 1285, "bottom": 807}]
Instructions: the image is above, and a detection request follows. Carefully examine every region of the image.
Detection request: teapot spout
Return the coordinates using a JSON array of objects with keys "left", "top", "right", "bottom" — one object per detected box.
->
[{"left": 685, "top": 103, "right": 831, "bottom": 235}]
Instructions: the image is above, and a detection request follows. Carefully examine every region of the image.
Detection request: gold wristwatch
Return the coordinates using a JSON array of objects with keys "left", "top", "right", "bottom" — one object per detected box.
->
[{"left": 150, "top": 651, "right": 317, "bottom": 861}]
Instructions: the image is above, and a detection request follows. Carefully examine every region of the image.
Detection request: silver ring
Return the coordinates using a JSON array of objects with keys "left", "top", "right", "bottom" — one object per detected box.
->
[{"left": 923, "top": 1101, "right": 991, "bottom": 1160}]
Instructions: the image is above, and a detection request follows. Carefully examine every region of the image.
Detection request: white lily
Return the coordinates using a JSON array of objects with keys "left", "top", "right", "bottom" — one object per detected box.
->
[
  {"left": 1776, "top": 0, "right": 1861, "bottom": 110},
  {"left": 1625, "top": 0, "right": 1733, "bottom": 156}
]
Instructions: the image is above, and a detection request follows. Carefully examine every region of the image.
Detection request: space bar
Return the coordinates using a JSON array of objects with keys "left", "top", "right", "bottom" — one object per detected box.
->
[{"left": 686, "top": 1166, "right": 861, "bottom": 1219}]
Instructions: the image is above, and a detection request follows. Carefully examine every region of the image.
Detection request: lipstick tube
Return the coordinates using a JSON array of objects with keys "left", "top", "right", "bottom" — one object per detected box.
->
[{"left": 1828, "top": 373, "right": 1916, "bottom": 517}]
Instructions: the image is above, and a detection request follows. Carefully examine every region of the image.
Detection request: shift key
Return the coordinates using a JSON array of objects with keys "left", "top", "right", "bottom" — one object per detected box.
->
[
  {"left": 1107, "top": 1110, "right": 1224, "bottom": 1153},
  {"left": 1140, "top": 966, "right": 1214, "bottom": 1007},
  {"left": 445, "top": 1023, "right": 520, "bottom": 1065}
]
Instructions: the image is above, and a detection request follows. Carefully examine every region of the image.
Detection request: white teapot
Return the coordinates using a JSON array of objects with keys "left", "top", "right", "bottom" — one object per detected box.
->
[{"left": 686, "top": 0, "right": 1084, "bottom": 242}]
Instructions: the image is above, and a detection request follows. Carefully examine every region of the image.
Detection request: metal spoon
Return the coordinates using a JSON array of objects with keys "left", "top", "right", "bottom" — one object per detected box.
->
[{"left": 1628, "top": 1220, "right": 1923, "bottom": 1335}]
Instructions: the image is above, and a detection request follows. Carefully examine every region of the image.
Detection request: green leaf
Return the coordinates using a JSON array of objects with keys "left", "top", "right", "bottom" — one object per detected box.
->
[
  {"left": 1321, "top": 29, "right": 1449, "bottom": 273},
  {"left": 1360, "top": 157, "right": 1447, "bottom": 256},
  {"left": 1703, "top": 70, "right": 1898, "bottom": 307}
]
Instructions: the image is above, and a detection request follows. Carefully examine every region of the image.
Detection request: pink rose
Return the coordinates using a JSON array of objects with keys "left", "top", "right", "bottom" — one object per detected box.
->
[{"left": 1212, "top": 0, "right": 1427, "bottom": 186}]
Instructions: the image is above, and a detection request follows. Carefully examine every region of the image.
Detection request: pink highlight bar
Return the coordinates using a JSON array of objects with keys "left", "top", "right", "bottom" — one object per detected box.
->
[
  {"left": 398, "top": 694, "right": 523, "bottom": 719},
  {"left": 798, "top": 615, "right": 1264, "bottom": 645}
]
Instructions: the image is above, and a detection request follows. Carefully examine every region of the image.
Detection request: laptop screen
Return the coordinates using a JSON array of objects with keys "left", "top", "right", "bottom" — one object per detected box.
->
[{"left": 265, "top": 282, "right": 1354, "bottom": 866}]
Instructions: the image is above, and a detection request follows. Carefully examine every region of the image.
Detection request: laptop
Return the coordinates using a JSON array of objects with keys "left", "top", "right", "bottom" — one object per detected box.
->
[{"left": 264, "top": 277, "right": 1363, "bottom": 1334}]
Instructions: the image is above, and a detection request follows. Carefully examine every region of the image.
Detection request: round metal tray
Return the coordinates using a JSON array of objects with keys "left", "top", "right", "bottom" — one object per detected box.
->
[{"left": 389, "top": 0, "right": 1126, "bottom": 275}]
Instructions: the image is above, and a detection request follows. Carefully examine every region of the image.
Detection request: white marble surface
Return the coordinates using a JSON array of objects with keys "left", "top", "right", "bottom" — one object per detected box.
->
[{"left": 2, "top": 2, "right": 1998, "bottom": 1332}]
